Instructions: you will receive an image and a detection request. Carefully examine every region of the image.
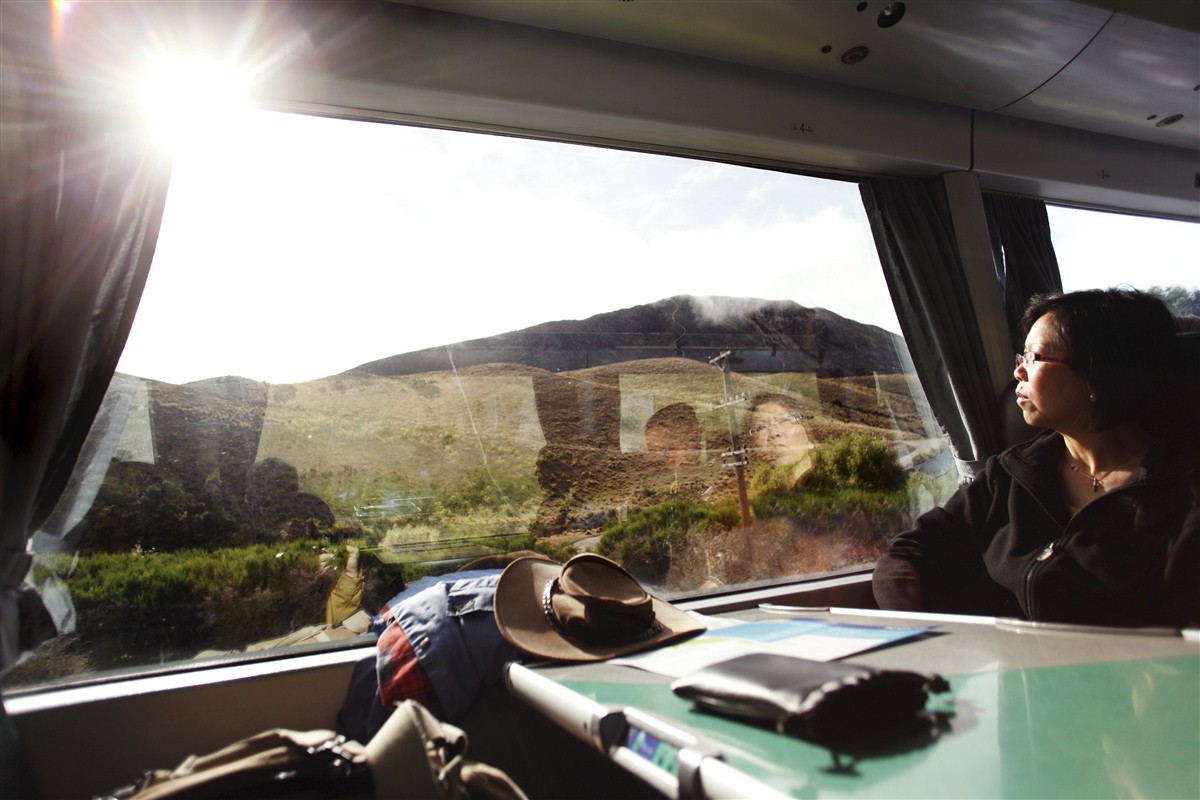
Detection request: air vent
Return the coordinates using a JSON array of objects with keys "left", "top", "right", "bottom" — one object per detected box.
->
[{"left": 841, "top": 46, "right": 869, "bottom": 65}]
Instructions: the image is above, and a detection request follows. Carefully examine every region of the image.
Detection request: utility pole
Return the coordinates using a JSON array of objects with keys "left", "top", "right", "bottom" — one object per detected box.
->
[{"left": 710, "top": 351, "right": 751, "bottom": 527}]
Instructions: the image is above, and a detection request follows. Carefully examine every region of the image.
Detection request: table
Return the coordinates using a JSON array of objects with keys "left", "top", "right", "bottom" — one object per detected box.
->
[{"left": 505, "top": 609, "right": 1200, "bottom": 799}]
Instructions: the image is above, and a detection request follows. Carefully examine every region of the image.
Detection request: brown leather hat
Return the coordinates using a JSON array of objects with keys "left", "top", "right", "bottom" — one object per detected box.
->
[{"left": 493, "top": 553, "right": 705, "bottom": 662}]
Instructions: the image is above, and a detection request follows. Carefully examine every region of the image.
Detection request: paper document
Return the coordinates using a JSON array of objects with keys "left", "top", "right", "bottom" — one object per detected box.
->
[{"left": 612, "top": 617, "right": 933, "bottom": 679}]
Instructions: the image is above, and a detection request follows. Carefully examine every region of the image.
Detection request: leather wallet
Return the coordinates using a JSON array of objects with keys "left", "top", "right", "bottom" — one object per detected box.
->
[{"left": 670, "top": 652, "right": 949, "bottom": 750}]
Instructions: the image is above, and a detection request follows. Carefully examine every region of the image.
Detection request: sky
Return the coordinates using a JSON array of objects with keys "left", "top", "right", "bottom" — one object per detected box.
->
[{"left": 116, "top": 111, "right": 1200, "bottom": 386}]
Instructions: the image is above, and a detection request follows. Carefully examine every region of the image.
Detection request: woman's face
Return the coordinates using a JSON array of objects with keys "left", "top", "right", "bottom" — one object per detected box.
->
[
  {"left": 750, "top": 401, "right": 811, "bottom": 464},
  {"left": 1014, "top": 314, "right": 1094, "bottom": 434}
]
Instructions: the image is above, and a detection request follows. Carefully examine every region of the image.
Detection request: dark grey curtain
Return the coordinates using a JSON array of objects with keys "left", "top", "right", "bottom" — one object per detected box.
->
[
  {"left": 983, "top": 192, "right": 1063, "bottom": 350},
  {"left": 0, "top": 4, "right": 172, "bottom": 670},
  {"left": 860, "top": 178, "right": 1003, "bottom": 479}
]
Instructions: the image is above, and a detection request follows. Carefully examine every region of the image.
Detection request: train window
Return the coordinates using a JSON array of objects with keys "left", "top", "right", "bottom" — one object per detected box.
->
[
  {"left": 7, "top": 111, "right": 955, "bottom": 687},
  {"left": 1049, "top": 206, "right": 1200, "bottom": 314}
]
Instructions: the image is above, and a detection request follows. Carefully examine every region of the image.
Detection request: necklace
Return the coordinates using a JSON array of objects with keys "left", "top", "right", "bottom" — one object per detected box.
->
[{"left": 1067, "top": 450, "right": 1142, "bottom": 493}]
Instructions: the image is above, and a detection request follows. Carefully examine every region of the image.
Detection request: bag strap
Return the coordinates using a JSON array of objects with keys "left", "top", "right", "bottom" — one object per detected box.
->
[
  {"left": 108, "top": 701, "right": 528, "bottom": 800},
  {"left": 364, "top": 700, "right": 528, "bottom": 800},
  {"left": 364, "top": 700, "right": 462, "bottom": 799},
  {"left": 114, "top": 729, "right": 369, "bottom": 799}
]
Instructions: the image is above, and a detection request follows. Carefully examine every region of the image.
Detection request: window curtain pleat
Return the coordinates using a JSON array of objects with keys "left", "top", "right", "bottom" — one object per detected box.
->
[
  {"left": 859, "top": 178, "right": 1002, "bottom": 480},
  {"left": 0, "top": 16, "right": 172, "bottom": 669},
  {"left": 982, "top": 192, "right": 1064, "bottom": 350}
]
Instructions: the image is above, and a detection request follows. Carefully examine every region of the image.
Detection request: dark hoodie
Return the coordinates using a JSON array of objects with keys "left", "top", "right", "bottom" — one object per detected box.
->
[{"left": 875, "top": 430, "right": 1200, "bottom": 628}]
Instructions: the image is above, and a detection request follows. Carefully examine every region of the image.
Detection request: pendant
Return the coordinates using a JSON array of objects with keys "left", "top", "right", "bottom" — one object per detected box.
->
[{"left": 1091, "top": 477, "right": 1101, "bottom": 492}]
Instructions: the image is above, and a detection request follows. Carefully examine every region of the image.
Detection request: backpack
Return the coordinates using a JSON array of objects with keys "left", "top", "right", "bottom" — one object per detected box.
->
[{"left": 103, "top": 700, "right": 527, "bottom": 800}]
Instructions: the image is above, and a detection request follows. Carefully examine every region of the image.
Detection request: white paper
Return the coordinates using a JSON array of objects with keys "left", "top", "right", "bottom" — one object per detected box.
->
[{"left": 611, "top": 617, "right": 933, "bottom": 679}]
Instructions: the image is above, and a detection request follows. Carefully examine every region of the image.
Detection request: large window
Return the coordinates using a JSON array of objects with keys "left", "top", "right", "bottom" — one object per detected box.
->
[
  {"left": 1049, "top": 206, "right": 1199, "bottom": 312},
  {"left": 9, "top": 112, "right": 954, "bottom": 686}
]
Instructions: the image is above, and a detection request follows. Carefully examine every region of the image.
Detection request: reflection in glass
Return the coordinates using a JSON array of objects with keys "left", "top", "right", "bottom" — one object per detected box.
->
[{"left": 7, "top": 113, "right": 955, "bottom": 686}]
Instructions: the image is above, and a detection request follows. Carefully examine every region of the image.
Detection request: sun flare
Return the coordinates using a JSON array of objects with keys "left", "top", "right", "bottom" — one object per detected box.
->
[{"left": 141, "top": 57, "right": 251, "bottom": 153}]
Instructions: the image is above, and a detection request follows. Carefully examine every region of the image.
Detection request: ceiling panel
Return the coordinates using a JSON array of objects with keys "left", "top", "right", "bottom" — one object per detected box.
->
[{"left": 394, "top": 0, "right": 1199, "bottom": 149}]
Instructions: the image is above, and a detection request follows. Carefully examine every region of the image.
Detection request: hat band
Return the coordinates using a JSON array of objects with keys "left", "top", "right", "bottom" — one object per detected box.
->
[{"left": 541, "top": 577, "right": 662, "bottom": 646}]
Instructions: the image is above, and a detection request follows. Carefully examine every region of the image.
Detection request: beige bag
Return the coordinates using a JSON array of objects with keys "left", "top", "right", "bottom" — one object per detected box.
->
[
  {"left": 105, "top": 700, "right": 526, "bottom": 800},
  {"left": 109, "top": 727, "right": 371, "bottom": 799},
  {"left": 367, "top": 700, "right": 528, "bottom": 800}
]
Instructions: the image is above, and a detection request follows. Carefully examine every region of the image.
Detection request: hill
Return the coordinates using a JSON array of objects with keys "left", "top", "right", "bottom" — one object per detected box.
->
[
  {"left": 352, "top": 295, "right": 905, "bottom": 377},
  {"left": 88, "top": 295, "right": 931, "bottom": 551}
]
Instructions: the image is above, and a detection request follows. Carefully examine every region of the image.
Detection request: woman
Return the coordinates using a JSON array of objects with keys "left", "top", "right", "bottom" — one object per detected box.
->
[
  {"left": 873, "top": 289, "right": 1199, "bottom": 627},
  {"left": 745, "top": 393, "right": 813, "bottom": 472}
]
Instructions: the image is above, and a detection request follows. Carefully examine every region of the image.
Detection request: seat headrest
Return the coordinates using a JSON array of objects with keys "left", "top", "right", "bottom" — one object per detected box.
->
[{"left": 1177, "top": 331, "right": 1200, "bottom": 380}]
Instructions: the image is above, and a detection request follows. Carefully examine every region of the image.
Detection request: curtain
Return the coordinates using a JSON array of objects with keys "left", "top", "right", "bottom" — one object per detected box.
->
[
  {"left": 983, "top": 192, "right": 1064, "bottom": 350},
  {"left": 860, "top": 178, "right": 1003, "bottom": 480},
  {"left": 0, "top": 6, "right": 172, "bottom": 671}
]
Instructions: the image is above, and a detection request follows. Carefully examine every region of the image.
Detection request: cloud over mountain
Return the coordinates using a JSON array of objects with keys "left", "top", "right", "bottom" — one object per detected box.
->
[{"left": 352, "top": 295, "right": 906, "bottom": 377}]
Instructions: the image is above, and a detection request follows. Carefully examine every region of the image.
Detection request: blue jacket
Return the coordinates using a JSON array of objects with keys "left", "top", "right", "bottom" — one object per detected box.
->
[{"left": 338, "top": 569, "right": 518, "bottom": 743}]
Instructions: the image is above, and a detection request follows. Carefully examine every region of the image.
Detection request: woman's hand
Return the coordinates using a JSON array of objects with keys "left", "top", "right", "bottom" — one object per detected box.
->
[{"left": 872, "top": 554, "right": 925, "bottom": 611}]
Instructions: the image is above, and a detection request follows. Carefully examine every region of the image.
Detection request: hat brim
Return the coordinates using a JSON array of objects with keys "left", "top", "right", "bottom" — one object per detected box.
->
[{"left": 493, "top": 555, "right": 706, "bottom": 662}]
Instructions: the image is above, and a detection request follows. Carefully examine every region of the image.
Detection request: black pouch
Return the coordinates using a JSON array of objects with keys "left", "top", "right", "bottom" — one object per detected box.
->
[{"left": 670, "top": 653, "right": 950, "bottom": 752}]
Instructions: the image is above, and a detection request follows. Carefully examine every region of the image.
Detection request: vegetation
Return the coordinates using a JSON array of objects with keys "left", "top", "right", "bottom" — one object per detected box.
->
[
  {"left": 751, "top": 485, "right": 907, "bottom": 526},
  {"left": 15, "top": 361, "right": 953, "bottom": 683},
  {"left": 30, "top": 453, "right": 912, "bottom": 678},
  {"left": 40, "top": 469, "right": 546, "bottom": 672},
  {"left": 64, "top": 539, "right": 337, "bottom": 667},
  {"left": 73, "top": 461, "right": 240, "bottom": 554},
  {"left": 600, "top": 434, "right": 914, "bottom": 586},
  {"left": 597, "top": 498, "right": 743, "bottom": 582},
  {"left": 1147, "top": 285, "right": 1200, "bottom": 317},
  {"left": 800, "top": 433, "right": 908, "bottom": 493}
]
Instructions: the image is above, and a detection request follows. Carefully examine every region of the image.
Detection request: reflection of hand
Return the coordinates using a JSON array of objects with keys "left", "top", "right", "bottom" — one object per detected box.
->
[
  {"left": 872, "top": 555, "right": 924, "bottom": 610},
  {"left": 345, "top": 544, "right": 360, "bottom": 576},
  {"left": 317, "top": 548, "right": 334, "bottom": 571}
]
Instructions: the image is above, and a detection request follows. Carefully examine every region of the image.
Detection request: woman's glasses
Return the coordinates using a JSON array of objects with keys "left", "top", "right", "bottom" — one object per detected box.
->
[{"left": 1015, "top": 351, "right": 1069, "bottom": 369}]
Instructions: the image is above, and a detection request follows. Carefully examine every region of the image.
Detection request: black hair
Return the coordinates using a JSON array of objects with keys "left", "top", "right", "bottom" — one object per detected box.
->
[{"left": 1020, "top": 289, "right": 1180, "bottom": 432}]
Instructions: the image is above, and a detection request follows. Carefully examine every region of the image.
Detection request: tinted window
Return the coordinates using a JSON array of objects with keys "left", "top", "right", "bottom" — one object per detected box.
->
[
  {"left": 1049, "top": 206, "right": 1199, "bottom": 316},
  {"left": 9, "top": 112, "right": 954, "bottom": 686}
]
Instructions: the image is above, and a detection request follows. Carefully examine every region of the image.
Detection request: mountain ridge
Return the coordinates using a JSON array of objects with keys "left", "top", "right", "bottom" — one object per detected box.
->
[{"left": 352, "top": 295, "right": 905, "bottom": 377}]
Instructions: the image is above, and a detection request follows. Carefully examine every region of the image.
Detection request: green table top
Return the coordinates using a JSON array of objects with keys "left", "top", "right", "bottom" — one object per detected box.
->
[
  {"left": 524, "top": 612, "right": 1200, "bottom": 799},
  {"left": 560, "top": 654, "right": 1198, "bottom": 799}
]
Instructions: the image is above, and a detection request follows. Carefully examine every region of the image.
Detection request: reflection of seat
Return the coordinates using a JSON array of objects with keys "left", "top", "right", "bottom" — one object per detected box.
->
[
  {"left": 1175, "top": 331, "right": 1200, "bottom": 438},
  {"left": 1178, "top": 331, "right": 1200, "bottom": 382}
]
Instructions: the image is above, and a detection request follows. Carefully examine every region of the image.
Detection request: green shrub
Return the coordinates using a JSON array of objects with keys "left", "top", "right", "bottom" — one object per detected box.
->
[
  {"left": 748, "top": 461, "right": 794, "bottom": 499},
  {"left": 67, "top": 539, "right": 336, "bottom": 663},
  {"left": 749, "top": 434, "right": 909, "bottom": 543},
  {"left": 801, "top": 433, "right": 906, "bottom": 492},
  {"left": 73, "top": 461, "right": 238, "bottom": 554},
  {"left": 614, "top": 436, "right": 912, "bottom": 586},
  {"left": 432, "top": 471, "right": 541, "bottom": 514},
  {"left": 531, "top": 538, "right": 575, "bottom": 564},
  {"left": 751, "top": 486, "right": 909, "bottom": 545},
  {"left": 597, "top": 499, "right": 740, "bottom": 583}
]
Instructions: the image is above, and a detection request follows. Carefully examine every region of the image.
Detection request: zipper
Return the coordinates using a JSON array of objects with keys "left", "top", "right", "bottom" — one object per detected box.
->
[
  {"left": 1006, "top": 442, "right": 1151, "bottom": 619},
  {"left": 1020, "top": 480, "right": 1144, "bottom": 618},
  {"left": 1010, "top": 456, "right": 1065, "bottom": 619},
  {"left": 1023, "top": 539, "right": 1060, "bottom": 617}
]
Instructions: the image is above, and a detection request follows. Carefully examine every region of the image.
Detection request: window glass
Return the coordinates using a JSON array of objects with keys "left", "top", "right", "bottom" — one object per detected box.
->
[
  {"left": 1049, "top": 206, "right": 1200, "bottom": 316},
  {"left": 10, "top": 112, "right": 954, "bottom": 686}
]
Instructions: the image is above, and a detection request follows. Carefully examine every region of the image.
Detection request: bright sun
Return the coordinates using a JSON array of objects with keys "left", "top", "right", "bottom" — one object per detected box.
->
[{"left": 140, "top": 58, "right": 251, "bottom": 153}]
